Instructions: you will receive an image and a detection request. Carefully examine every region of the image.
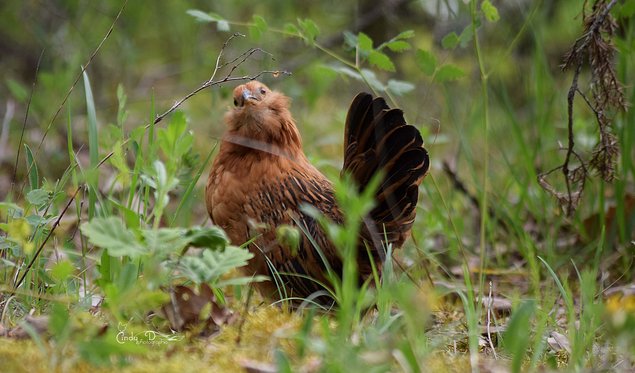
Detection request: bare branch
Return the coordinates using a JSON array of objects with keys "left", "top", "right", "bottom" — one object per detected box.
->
[{"left": 153, "top": 34, "right": 290, "bottom": 125}]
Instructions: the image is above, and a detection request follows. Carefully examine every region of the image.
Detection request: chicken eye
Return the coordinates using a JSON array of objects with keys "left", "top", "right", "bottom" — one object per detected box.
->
[
  {"left": 233, "top": 98, "right": 238, "bottom": 106},
  {"left": 259, "top": 88, "right": 266, "bottom": 95}
]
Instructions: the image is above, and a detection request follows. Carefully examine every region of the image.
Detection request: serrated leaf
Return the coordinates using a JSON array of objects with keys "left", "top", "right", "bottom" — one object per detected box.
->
[
  {"left": 178, "top": 246, "right": 253, "bottom": 284},
  {"left": 435, "top": 64, "right": 465, "bottom": 82},
  {"left": 441, "top": 32, "right": 460, "bottom": 50},
  {"left": 283, "top": 23, "right": 299, "bottom": 35},
  {"left": 80, "top": 217, "right": 147, "bottom": 258},
  {"left": 142, "top": 228, "right": 190, "bottom": 256},
  {"left": 385, "top": 40, "right": 411, "bottom": 52},
  {"left": 481, "top": 0, "right": 500, "bottom": 22},
  {"left": 26, "top": 189, "right": 50, "bottom": 206},
  {"left": 249, "top": 15, "right": 268, "bottom": 41},
  {"left": 386, "top": 80, "right": 415, "bottom": 96},
  {"left": 415, "top": 49, "right": 437, "bottom": 76},
  {"left": 298, "top": 18, "right": 320, "bottom": 43},
  {"left": 459, "top": 25, "right": 474, "bottom": 48},
  {"left": 357, "top": 32, "right": 373, "bottom": 53},
  {"left": 368, "top": 50, "right": 395, "bottom": 71},
  {"left": 185, "top": 226, "right": 229, "bottom": 249},
  {"left": 394, "top": 30, "right": 415, "bottom": 40}
]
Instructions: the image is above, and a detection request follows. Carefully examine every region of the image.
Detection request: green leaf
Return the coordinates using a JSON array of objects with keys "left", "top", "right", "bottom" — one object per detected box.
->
[
  {"left": 185, "top": 226, "right": 229, "bottom": 249},
  {"left": 83, "top": 71, "right": 99, "bottom": 219},
  {"left": 393, "top": 30, "right": 415, "bottom": 40},
  {"left": 24, "top": 144, "right": 38, "bottom": 191},
  {"left": 357, "top": 32, "right": 373, "bottom": 53},
  {"left": 298, "top": 18, "right": 320, "bottom": 43},
  {"left": 6, "top": 78, "right": 28, "bottom": 102},
  {"left": 386, "top": 80, "right": 415, "bottom": 96},
  {"left": 249, "top": 15, "right": 268, "bottom": 41},
  {"left": 481, "top": 0, "right": 500, "bottom": 22},
  {"left": 385, "top": 40, "right": 411, "bottom": 52},
  {"left": 459, "top": 25, "right": 474, "bottom": 48},
  {"left": 620, "top": 0, "right": 635, "bottom": 17},
  {"left": 80, "top": 217, "right": 147, "bottom": 258},
  {"left": 435, "top": 64, "right": 465, "bottom": 82},
  {"left": 503, "top": 301, "right": 536, "bottom": 373},
  {"left": 178, "top": 246, "right": 253, "bottom": 284},
  {"left": 51, "top": 260, "right": 75, "bottom": 282},
  {"left": 142, "top": 228, "right": 190, "bottom": 256},
  {"left": 283, "top": 23, "right": 299, "bottom": 35},
  {"left": 415, "top": 49, "right": 437, "bottom": 76},
  {"left": 368, "top": 50, "right": 395, "bottom": 71},
  {"left": 26, "top": 189, "right": 50, "bottom": 206},
  {"left": 441, "top": 32, "right": 460, "bottom": 49}
]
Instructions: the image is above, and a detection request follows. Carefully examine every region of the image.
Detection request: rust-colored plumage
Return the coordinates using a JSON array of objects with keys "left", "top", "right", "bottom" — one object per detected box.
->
[{"left": 206, "top": 81, "right": 429, "bottom": 303}]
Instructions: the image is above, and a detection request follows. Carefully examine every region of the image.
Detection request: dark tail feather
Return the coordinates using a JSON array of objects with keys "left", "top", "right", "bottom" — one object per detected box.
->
[{"left": 342, "top": 93, "right": 430, "bottom": 255}]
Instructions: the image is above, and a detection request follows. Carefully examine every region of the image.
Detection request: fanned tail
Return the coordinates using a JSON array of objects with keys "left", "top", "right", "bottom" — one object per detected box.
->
[{"left": 342, "top": 93, "right": 430, "bottom": 263}]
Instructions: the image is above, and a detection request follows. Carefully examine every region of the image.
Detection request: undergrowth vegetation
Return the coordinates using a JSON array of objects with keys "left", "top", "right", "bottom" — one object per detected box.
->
[{"left": 0, "top": 0, "right": 634, "bottom": 372}]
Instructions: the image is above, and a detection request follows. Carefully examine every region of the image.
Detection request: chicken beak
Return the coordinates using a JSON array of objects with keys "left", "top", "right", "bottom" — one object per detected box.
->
[{"left": 242, "top": 89, "right": 257, "bottom": 102}]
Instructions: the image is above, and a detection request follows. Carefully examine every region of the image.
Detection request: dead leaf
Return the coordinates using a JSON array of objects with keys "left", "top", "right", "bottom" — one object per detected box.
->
[
  {"left": 160, "top": 283, "right": 236, "bottom": 337},
  {"left": 547, "top": 331, "right": 571, "bottom": 353},
  {"left": 7, "top": 315, "right": 49, "bottom": 339}
]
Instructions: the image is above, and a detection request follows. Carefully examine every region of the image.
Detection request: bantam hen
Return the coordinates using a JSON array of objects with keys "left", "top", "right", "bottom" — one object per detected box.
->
[{"left": 206, "top": 81, "right": 429, "bottom": 304}]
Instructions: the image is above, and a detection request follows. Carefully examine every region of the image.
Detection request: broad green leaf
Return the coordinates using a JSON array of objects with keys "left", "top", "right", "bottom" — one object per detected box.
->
[
  {"left": 249, "top": 15, "right": 268, "bottom": 41},
  {"left": 80, "top": 217, "right": 147, "bottom": 258},
  {"left": 178, "top": 246, "right": 253, "bottom": 284},
  {"left": 298, "top": 18, "right": 320, "bottom": 43},
  {"left": 441, "top": 32, "right": 460, "bottom": 49},
  {"left": 186, "top": 226, "right": 229, "bottom": 249},
  {"left": 26, "top": 189, "right": 50, "bottom": 206},
  {"left": 435, "top": 64, "right": 465, "bottom": 82},
  {"left": 385, "top": 40, "right": 411, "bottom": 52},
  {"left": 415, "top": 49, "right": 437, "bottom": 76},
  {"left": 481, "top": 0, "right": 500, "bottom": 22},
  {"left": 386, "top": 80, "right": 415, "bottom": 96},
  {"left": 368, "top": 50, "right": 395, "bottom": 71},
  {"left": 357, "top": 32, "right": 373, "bottom": 53},
  {"left": 142, "top": 228, "right": 190, "bottom": 256},
  {"left": 0, "top": 202, "right": 23, "bottom": 218},
  {"left": 459, "top": 25, "right": 474, "bottom": 48}
]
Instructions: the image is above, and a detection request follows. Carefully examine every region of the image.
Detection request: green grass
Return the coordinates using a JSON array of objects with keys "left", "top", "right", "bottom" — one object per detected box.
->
[{"left": 0, "top": 0, "right": 634, "bottom": 371}]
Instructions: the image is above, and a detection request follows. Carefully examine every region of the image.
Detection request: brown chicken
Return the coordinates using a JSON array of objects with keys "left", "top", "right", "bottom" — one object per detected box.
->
[{"left": 206, "top": 81, "right": 429, "bottom": 304}]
